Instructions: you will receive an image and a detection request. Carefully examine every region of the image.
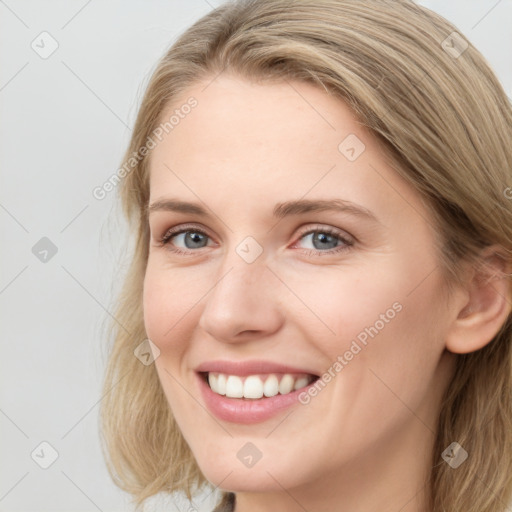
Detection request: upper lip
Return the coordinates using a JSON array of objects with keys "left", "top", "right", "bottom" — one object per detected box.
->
[{"left": 195, "top": 359, "right": 319, "bottom": 377}]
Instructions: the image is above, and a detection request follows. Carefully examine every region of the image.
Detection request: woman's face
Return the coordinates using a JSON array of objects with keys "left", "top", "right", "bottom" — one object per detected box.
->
[{"left": 143, "top": 74, "right": 459, "bottom": 496}]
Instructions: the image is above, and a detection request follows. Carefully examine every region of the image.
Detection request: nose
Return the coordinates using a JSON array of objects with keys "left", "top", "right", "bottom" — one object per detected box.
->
[{"left": 198, "top": 255, "right": 283, "bottom": 343}]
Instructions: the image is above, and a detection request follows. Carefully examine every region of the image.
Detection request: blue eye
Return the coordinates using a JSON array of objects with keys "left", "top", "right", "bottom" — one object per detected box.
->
[
  {"left": 168, "top": 231, "right": 209, "bottom": 249},
  {"left": 158, "top": 224, "right": 353, "bottom": 256},
  {"left": 297, "top": 230, "right": 347, "bottom": 251},
  {"left": 159, "top": 225, "right": 212, "bottom": 254}
]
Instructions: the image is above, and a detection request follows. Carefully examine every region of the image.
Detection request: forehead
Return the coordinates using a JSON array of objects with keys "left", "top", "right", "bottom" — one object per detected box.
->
[
  {"left": 151, "top": 74, "right": 366, "bottom": 172},
  {"left": 147, "top": 74, "right": 426, "bottom": 226}
]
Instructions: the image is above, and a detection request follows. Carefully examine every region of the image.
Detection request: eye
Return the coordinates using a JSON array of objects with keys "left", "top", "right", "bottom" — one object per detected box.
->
[
  {"left": 156, "top": 223, "right": 354, "bottom": 257},
  {"left": 293, "top": 226, "right": 354, "bottom": 255},
  {"left": 158, "top": 224, "right": 214, "bottom": 254},
  {"left": 170, "top": 231, "right": 209, "bottom": 249}
]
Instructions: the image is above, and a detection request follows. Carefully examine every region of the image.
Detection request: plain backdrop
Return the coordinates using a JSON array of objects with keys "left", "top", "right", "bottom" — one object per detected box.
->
[{"left": 1, "top": 1, "right": 511, "bottom": 511}]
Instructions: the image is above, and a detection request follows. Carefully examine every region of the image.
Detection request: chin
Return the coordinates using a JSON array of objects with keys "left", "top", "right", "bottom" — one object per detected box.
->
[{"left": 192, "top": 448, "right": 312, "bottom": 493}]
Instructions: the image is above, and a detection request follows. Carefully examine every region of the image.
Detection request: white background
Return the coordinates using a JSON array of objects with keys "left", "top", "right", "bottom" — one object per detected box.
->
[{"left": 1, "top": 1, "right": 511, "bottom": 511}]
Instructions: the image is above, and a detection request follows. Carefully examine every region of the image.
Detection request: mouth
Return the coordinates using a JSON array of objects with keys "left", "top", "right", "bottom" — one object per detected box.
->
[
  {"left": 194, "top": 360, "right": 321, "bottom": 423},
  {"left": 194, "top": 361, "right": 321, "bottom": 424},
  {"left": 199, "top": 371, "right": 319, "bottom": 400}
]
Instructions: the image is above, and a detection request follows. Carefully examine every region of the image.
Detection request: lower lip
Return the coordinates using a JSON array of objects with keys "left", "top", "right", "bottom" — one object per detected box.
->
[{"left": 197, "top": 373, "right": 312, "bottom": 424}]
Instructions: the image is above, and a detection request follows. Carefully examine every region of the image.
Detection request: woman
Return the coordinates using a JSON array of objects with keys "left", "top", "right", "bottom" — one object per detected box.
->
[{"left": 100, "top": 1, "right": 512, "bottom": 511}]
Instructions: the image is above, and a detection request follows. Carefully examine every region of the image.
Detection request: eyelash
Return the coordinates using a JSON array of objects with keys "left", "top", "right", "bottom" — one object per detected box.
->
[{"left": 157, "top": 223, "right": 354, "bottom": 257}]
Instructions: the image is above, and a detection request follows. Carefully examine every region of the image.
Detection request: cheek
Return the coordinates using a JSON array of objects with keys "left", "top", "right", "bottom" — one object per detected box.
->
[
  {"left": 278, "top": 261, "right": 406, "bottom": 353},
  {"left": 143, "top": 270, "right": 169, "bottom": 344},
  {"left": 290, "top": 269, "right": 448, "bottom": 460},
  {"left": 287, "top": 257, "right": 447, "bottom": 393},
  {"left": 142, "top": 262, "right": 203, "bottom": 353},
  {"left": 335, "top": 268, "right": 448, "bottom": 424},
  {"left": 142, "top": 265, "right": 204, "bottom": 424}
]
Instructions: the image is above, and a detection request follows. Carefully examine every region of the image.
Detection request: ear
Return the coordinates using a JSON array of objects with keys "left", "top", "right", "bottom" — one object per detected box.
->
[{"left": 445, "top": 245, "right": 512, "bottom": 355}]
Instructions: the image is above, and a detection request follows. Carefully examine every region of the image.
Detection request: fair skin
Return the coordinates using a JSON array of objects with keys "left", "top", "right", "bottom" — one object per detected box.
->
[{"left": 143, "top": 74, "right": 510, "bottom": 512}]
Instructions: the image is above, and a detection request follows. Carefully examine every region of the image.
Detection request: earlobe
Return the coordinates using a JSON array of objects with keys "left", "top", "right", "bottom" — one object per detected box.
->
[{"left": 445, "top": 246, "right": 512, "bottom": 355}]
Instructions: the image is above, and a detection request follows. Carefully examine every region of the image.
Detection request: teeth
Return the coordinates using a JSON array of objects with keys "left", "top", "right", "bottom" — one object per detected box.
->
[
  {"left": 207, "top": 372, "right": 313, "bottom": 399},
  {"left": 294, "top": 377, "right": 309, "bottom": 390},
  {"left": 279, "top": 374, "right": 294, "bottom": 394},
  {"left": 244, "top": 376, "right": 263, "bottom": 399},
  {"left": 263, "top": 375, "right": 279, "bottom": 397},
  {"left": 217, "top": 373, "right": 227, "bottom": 395},
  {"left": 226, "top": 375, "right": 244, "bottom": 398},
  {"left": 208, "top": 373, "right": 217, "bottom": 390}
]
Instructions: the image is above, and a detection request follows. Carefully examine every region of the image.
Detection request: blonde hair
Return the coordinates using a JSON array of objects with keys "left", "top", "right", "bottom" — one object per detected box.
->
[{"left": 99, "top": 1, "right": 512, "bottom": 510}]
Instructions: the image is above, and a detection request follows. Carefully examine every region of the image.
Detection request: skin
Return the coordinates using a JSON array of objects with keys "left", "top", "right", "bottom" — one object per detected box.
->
[{"left": 143, "top": 74, "right": 511, "bottom": 512}]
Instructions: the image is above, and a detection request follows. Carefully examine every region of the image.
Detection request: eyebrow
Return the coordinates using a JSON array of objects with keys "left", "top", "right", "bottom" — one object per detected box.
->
[{"left": 147, "top": 198, "right": 380, "bottom": 223}]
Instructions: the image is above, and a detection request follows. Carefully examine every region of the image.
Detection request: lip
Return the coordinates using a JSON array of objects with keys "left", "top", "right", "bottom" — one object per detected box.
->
[
  {"left": 194, "top": 360, "right": 320, "bottom": 425},
  {"left": 195, "top": 359, "right": 319, "bottom": 377},
  {"left": 197, "top": 373, "right": 317, "bottom": 424}
]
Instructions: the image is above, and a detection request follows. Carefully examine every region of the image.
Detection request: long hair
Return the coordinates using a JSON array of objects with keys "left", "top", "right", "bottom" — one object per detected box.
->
[{"left": 99, "top": 1, "right": 512, "bottom": 510}]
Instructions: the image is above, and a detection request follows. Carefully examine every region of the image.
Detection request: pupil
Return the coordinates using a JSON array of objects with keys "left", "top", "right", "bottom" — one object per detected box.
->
[
  {"left": 186, "top": 232, "right": 206, "bottom": 248},
  {"left": 313, "top": 232, "right": 337, "bottom": 250}
]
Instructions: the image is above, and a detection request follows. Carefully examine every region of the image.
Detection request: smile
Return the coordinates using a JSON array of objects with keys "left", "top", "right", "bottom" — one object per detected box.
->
[
  {"left": 204, "top": 372, "right": 316, "bottom": 399},
  {"left": 195, "top": 360, "right": 320, "bottom": 424}
]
